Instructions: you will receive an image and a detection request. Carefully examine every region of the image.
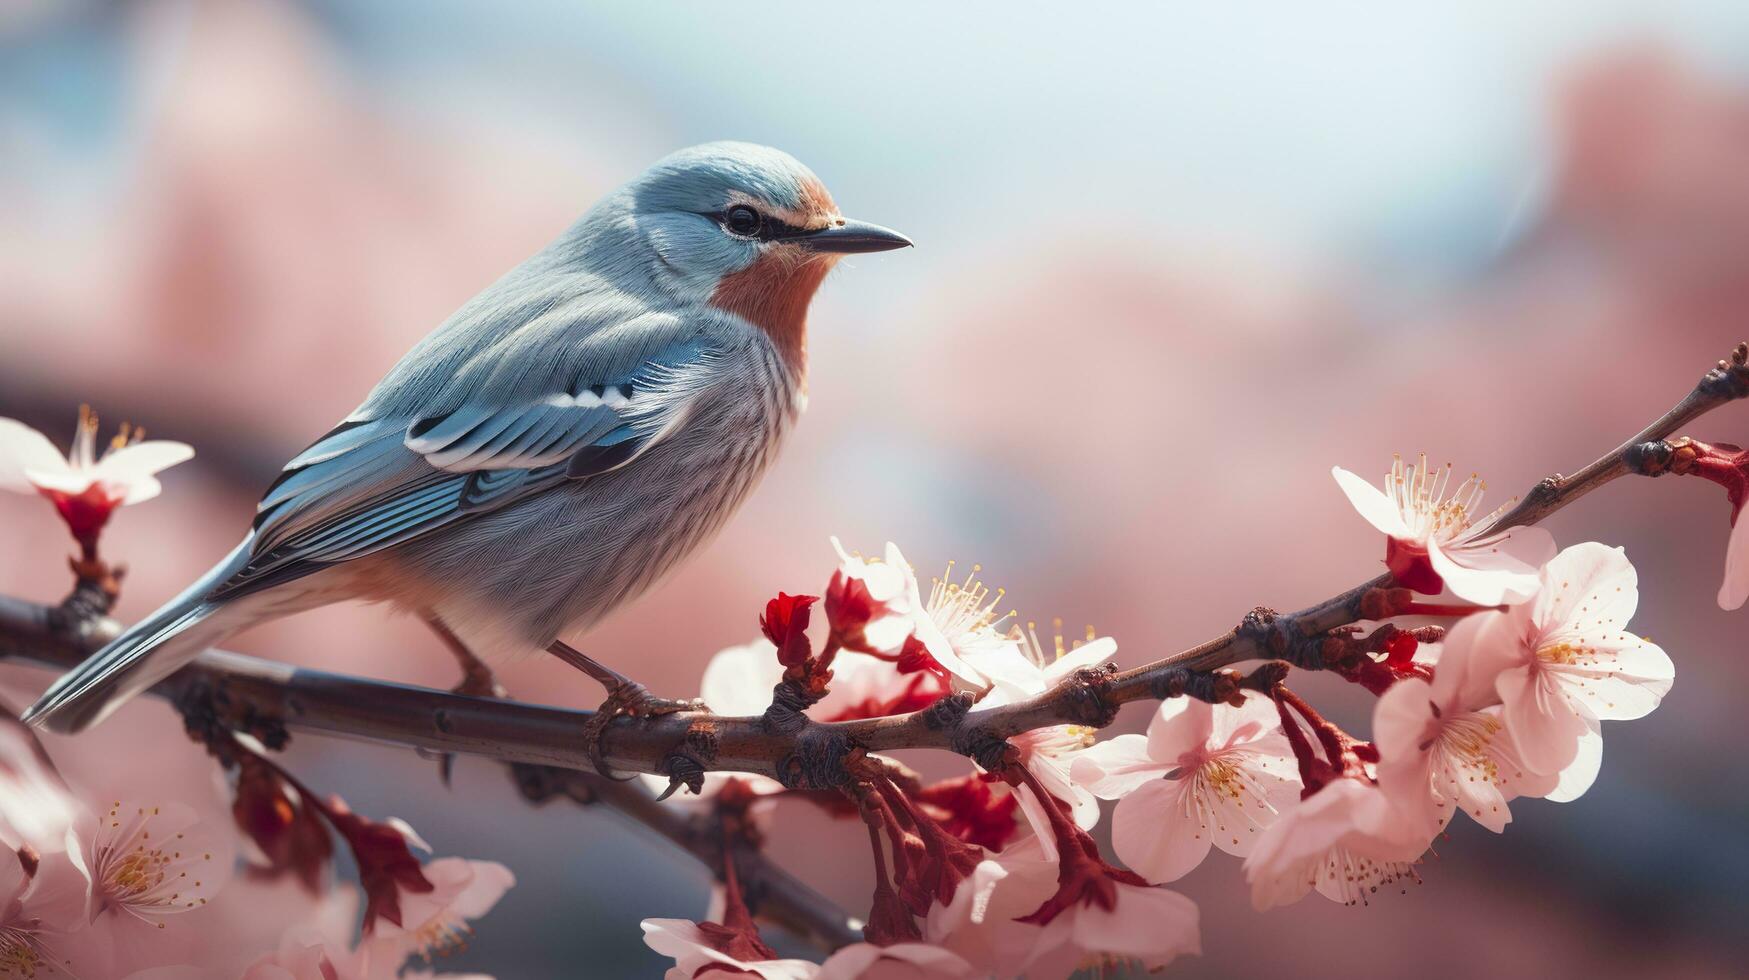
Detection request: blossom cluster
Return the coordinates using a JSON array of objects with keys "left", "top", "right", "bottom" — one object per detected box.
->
[
  {"left": 638, "top": 453, "right": 1678, "bottom": 979},
  {"left": 1, "top": 412, "right": 513, "bottom": 979},
  {"left": 0, "top": 701, "right": 513, "bottom": 979},
  {"left": 0, "top": 407, "right": 1722, "bottom": 979}
]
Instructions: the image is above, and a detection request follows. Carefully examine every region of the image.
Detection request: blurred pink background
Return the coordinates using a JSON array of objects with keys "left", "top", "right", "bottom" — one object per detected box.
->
[{"left": 4, "top": 2, "right": 1748, "bottom": 976}]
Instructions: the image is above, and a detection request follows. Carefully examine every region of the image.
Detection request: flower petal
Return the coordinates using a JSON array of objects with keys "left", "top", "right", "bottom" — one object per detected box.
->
[
  {"left": 1039, "top": 636, "right": 1118, "bottom": 686},
  {"left": 92, "top": 440, "right": 194, "bottom": 484},
  {"left": 1145, "top": 696, "right": 1214, "bottom": 763},
  {"left": 1332, "top": 466, "right": 1412, "bottom": 538},
  {"left": 1071, "top": 734, "right": 1163, "bottom": 799},
  {"left": 1428, "top": 536, "right": 1542, "bottom": 606},
  {"left": 1720, "top": 511, "right": 1749, "bottom": 610},
  {"left": 1544, "top": 720, "right": 1603, "bottom": 803},
  {"left": 1496, "top": 665, "right": 1588, "bottom": 775},
  {"left": 0, "top": 418, "right": 71, "bottom": 492},
  {"left": 1552, "top": 637, "right": 1673, "bottom": 722},
  {"left": 1067, "top": 882, "right": 1200, "bottom": 968},
  {"left": 1203, "top": 751, "right": 1300, "bottom": 859},
  {"left": 699, "top": 638, "right": 785, "bottom": 716},
  {"left": 1532, "top": 542, "right": 1638, "bottom": 636},
  {"left": 1110, "top": 778, "right": 1209, "bottom": 883},
  {"left": 21, "top": 467, "right": 97, "bottom": 496},
  {"left": 1209, "top": 691, "right": 1280, "bottom": 748}
]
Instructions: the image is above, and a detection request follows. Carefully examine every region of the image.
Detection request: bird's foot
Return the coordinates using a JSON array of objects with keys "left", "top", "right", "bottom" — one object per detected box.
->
[
  {"left": 578, "top": 678, "right": 705, "bottom": 779},
  {"left": 435, "top": 671, "right": 514, "bottom": 786},
  {"left": 425, "top": 615, "right": 512, "bottom": 786},
  {"left": 451, "top": 668, "right": 509, "bottom": 702},
  {"left": 548, "top": 640, "right": 703, "bottom": 777}
]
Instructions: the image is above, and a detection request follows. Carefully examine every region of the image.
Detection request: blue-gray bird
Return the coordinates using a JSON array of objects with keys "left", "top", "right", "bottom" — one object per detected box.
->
[{"left": 24, "top": 141, "right": 910, "bottom": 735}]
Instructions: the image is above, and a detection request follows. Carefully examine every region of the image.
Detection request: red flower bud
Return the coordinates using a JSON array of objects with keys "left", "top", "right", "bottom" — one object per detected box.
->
[
  {"left": 759, "top": 592, "right": 818, "bottom": 667},
  {"left": 824, "top": 571, "right": 878, "bottom": 649}
]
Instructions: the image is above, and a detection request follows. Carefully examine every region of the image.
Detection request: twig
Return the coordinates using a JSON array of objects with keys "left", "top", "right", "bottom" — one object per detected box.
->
[{"left": 509, "top": 764, "right": 861, "bottom": 951}]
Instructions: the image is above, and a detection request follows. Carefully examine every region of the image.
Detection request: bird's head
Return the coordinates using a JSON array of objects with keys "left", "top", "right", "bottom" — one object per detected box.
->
[{"left": 608, "top": 141, "right": 911, "bottom": 374}]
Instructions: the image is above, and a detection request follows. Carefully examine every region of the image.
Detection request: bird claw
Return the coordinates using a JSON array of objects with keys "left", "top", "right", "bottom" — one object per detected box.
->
[{"left": 579, "top": 681, "right": 703, "bottom": 779}]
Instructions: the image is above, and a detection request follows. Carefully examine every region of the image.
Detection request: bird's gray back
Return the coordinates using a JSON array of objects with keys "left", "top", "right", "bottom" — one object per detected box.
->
[{"left": 372, "top": 310, "right": 798, "bottom": 657}]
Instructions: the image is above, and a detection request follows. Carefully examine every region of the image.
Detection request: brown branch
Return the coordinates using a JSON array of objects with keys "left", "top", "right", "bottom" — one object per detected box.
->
[
  {"left": 508, "top": 764, "right": 861, "bottom": 951},
  {"left": 2, "top": 341, "right": 1744, "bottom": 952},
  {"left": 0, "top": 595, "right": 859, "bottom": 952},
  {"left": 4, "top": 344, "right": 1745, "bottom": 777}
]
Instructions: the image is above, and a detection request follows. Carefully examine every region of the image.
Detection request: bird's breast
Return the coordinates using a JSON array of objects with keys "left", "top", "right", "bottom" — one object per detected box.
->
[{"left": 708, "top": 251, "right": 835, "bottom": 384}]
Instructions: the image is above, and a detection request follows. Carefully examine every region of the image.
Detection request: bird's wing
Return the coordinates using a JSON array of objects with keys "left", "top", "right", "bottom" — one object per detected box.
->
[{"left": 207, "top": 315, "right": 724, "bottom": 602}]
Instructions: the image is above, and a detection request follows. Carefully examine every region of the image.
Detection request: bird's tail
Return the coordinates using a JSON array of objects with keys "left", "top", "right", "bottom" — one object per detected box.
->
[{"left": 23, "top": 541, "right": 265, "bottom": 734}]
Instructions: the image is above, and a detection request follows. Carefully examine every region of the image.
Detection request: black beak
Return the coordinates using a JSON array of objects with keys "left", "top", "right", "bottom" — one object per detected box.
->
[{"left": 795, "top": 218, "right": 913, "bottom": 254}]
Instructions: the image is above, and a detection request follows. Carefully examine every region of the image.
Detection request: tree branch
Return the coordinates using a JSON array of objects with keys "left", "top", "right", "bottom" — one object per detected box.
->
[
  {"left": 0, "top": 595, "right": 860, "bottom": 952},
  {"left": 2, "top": 341, "right": 1744, "bottom": 953}
]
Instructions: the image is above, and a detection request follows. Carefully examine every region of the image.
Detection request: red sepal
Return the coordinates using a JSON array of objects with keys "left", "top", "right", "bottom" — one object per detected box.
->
[{"left": 1384, "top": 537, "right": 1444, "bottom": 595}]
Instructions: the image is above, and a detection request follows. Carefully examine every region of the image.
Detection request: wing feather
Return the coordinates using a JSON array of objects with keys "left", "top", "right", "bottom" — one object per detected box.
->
[{"left": 208, "top": 317, "right": 724, "bottom": 603}]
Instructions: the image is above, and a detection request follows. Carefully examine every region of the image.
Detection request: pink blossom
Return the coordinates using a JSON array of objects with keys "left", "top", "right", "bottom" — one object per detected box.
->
[
  {"left": 1072, "top": 693, "right": 1300, "bottom": 882},
  {"left": 813, "top": 650, "right": 949, "bottom": 722},
  {"left": 825, "top": 540, "right": 925, "bottom": 658},
  {"left": 1242, "top": 779, "right": 1426, "bottom": 909},
  {"left": 924, "top": 836, "right": 1198, "bottom": 977},
  {"left": 1375, "top": 613, "right": 1603, "bottom": 837},
  {"left": 0, "top": 716, "right": 79, "bottom": 855},
  {"left": 1, "top": 843, "right": 95, "bottom": 978},
  {"left": 355, "top": 857, "right": 513, "bottom": 975},
  {"left": 241, "top": 927, "right": 361, "bottom": 980},
  {"left": 81, "top": 799, "right": 235, "bottom": 958},
  {"left": 1333, "top": 454, "right": 1555, "bottom": 604},
  {"left": 815, "top": 941, "right": 971, "bottom": 979},
  {"left": 971, "top": 630, "right": 1120, "bottom": 840},
  {"left": 1720, "top": 503, "right": 1749, "bottom": 610},
  {"left": 640, "top": 917, "right": 819, "bottom": 979},
  {"left": 0, "top": 410, "right": 193, "bottom": 545},
  {"left": 640, "top": 924, "right": 970, "bottom": 980},
  {"left": 825, "top": 540, "right": 997, "bottom": 686},
  {"left": 1463, "top": 542, "right": 1672, "bottom": 776}
]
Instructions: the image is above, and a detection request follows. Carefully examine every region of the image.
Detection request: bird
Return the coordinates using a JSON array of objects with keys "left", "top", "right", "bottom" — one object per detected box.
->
[{"left": 24, "top": 141, "right": 911, "bottom": 737}]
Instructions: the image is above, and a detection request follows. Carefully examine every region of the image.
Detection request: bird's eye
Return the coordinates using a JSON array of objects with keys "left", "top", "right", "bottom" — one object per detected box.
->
[{"left": 724, "top": 205, "right": 764, "bottom": 238}]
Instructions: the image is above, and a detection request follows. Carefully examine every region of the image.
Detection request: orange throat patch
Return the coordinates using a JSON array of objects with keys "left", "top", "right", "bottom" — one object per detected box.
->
[{"left": 709, "top": 250, "right": 835, "bottom": 383}]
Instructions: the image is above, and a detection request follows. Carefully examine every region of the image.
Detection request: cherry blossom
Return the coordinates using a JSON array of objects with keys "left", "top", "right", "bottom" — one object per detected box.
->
[
  {"left": 1375, "top": 612, "right": 1609, "bottom": 836},
  {"left": 642, "top": 918, "right": 972, "bottom": 980},
  {"left": 1072, "top": 693, "right": 1300, "bottom": 882},
  {"left": 356, "top": 857, "right": 513, "bottom": 976},
  {"left": 0, "top": 716, "right": 79, "bottom": 855},
  {"left": 813, "top": 940, "right": 971, "bottom": 979},
  {"left": 824, "top": 540, "right": 1003, "bottom": 686},
  {"left": 925, "top": 835, "right": 1199, "bottom": 977},
  {"left": 641, "top": 917, "right": 818, "bottom": 979},
  {"left": 824, "top": 540, "right": 925, "bottom": 657},
  {"left": 1333, "top": 453, "right": 1555, "bottom": 604},
  {"left": 1462, "top": 542, "right": 1673, "bottom": 776},
  {"left": 971, "top": 626, "right": 1120, "bottom": 839},
  {"left": 1, "top": 842, "right": 93, "bottom": 979},
  {"left": 241, "top": 925, "right": 496, "bottom": 980},
  {"left": 0, "top": 409, "right": 193, "bottom": 547},
  {"left": 82, "top": 800, "right": 234, "bottom": 933},
  {"left": 241, "top": 927, "right": 362, "bottom": 980},
  {"left": 1374, "top": 624, "right": 1551, "bottom": 835},
  {"left": 814, "top": 650, "right": 949, "bottom": 722},
  {"left": 1243, "top": 778, "right": 1426, "bottom": 909},
  {"left": 1721, "top": 506, "right": 1749, "bottom": 610}
]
